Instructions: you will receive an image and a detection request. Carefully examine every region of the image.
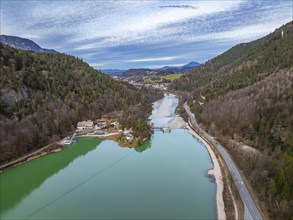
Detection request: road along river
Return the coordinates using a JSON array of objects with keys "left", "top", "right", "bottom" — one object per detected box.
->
[{"left": 184, "top": 102, "right": 263, "bottom": 220}]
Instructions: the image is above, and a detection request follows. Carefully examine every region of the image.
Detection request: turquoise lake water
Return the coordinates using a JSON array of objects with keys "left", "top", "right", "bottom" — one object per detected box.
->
[{"left": 0, "top": 94, "right": 216, "bottom": 219}]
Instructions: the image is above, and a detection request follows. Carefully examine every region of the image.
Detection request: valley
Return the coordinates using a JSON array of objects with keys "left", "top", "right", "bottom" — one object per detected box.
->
[{"left": 0, "top": 3, "right": 292, "bottom": 219}]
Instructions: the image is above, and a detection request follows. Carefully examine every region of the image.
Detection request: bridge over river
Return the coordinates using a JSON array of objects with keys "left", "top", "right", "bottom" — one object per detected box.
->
[{"left": 152, "top": 126, "right": 172, "bottom": 132}]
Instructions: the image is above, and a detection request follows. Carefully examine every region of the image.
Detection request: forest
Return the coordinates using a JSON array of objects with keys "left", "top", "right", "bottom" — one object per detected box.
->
[
  {"left": 171, "top": 21, "right": 293, "bottom": 219},
  {"left": 0, "top": 44, "right": 163, "bottom": 165}
]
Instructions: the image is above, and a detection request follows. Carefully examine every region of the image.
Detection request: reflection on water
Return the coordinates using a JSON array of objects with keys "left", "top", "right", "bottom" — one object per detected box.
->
[
  {"left": 134, "top": 139, "right": 151, "bottom": 153},
  {"left": 0, "top": 138, "right": 102, "bottom": 215}
]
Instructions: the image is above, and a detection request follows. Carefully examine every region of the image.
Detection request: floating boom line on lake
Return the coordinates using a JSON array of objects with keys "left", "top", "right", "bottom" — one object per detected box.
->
[{"left": 24, "top": 151, "right": 135, "bottom": 219}]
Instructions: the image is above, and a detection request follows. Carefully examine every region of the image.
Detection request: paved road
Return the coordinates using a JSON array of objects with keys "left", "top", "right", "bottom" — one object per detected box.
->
[{"left": 184, "top": 102, "right": 263, "bottom": 220}]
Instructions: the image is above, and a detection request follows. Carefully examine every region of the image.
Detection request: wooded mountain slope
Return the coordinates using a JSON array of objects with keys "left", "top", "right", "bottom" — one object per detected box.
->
[
  {"left": 172, "top": 21, "right": 293, "bottom": 219},
  {"left": 0, "top": 44, "right": 163, "bottom": 165},
  {"left": 171, "top": 22, "right": 292, "bottom": 100}
]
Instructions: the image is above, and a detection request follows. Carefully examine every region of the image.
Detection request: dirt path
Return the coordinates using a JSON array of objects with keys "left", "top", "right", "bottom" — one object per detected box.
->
[{"left": 0, "top": 143, "right": 54, "bottom": 171}]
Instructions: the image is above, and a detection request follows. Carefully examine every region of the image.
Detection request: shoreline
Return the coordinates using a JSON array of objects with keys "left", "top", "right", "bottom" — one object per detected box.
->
[
  {"left": 157, "top": 92, "right": 226, "bottom": 219},
  {"left": 186, "top": 124, "right": 226, "bottom": 220},
  {"left": 0, "top": 129, "right": 140, "bottom": 172}
]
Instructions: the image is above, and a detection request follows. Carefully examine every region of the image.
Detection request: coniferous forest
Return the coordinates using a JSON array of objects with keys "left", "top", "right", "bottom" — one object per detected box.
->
[{"left": 0, "top": 44, "right": 163, "bottom": 165}]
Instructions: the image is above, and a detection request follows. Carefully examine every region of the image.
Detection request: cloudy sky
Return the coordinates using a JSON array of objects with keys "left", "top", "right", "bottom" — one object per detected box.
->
[{"left": 1, "top": 0, "right": 292, "bottom": 69}]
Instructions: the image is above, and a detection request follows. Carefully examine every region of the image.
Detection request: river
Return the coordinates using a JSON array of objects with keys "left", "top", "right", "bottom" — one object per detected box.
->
[{"left": 0, "top": 93, "right": 216, "bottom": 219}]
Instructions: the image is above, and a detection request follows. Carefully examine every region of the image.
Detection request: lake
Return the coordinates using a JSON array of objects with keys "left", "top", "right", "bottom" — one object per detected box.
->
[{"left": 0, "top": 93, "right": 216, "bottom": 219}]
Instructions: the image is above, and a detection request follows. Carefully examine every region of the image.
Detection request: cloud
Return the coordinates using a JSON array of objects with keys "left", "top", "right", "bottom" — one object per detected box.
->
[
  {"left": 128, "top": 56, "right": 178, "bottom": 63},
  {"left": 183, "top": 23, "right": 277, "bottom": 43},
  {"left": 89, "top": 63, "right": 105, "bottom": 67},
  {"left": 1, "top": 0, "right": 244, "bottom": 48},
  {"left": 63, "top": 0, "right": 245, "bottom": 48},
  {"left": 159, "top": 5, "right": 198, "bottom": 9},
  {"left": 19, "top": 34, "right": 41, "bottom": 39},
  {"left": 1, "top": 0, "right": 292, "bottom": 69}
]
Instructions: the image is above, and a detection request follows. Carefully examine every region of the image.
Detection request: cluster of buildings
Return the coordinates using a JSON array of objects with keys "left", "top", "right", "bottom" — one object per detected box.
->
[
  {"left": 127, "top": 80, "right": 168, "bottom": 91},
  {"left": 149, "top": 83, "right": 168, "bottom": 90},
  {"left": 76, "top": 118, "right": 114, "bottom": 132},
  {"left": 76, "top": 118, "right": 134, "bottom": 143},
  {"left": 123, "top": 129, "right": 134, "bottom": 142}
]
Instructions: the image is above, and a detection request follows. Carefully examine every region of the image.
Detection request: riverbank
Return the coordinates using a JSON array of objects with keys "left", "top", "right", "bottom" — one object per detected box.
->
[
  {"left": 186, "top": 124, "right": 226, "bottom": 220},
  {"left": 151, "top": 94, "right": 176, "bottom": 118}
]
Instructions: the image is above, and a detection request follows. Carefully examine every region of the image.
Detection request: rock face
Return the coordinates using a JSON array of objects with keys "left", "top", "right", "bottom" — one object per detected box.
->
[
  {"left": 0, "top": 88, "right": 28, "bottom": 106},
  {"left": 0, "top": 35, "right": 58, "bottom": 53}
]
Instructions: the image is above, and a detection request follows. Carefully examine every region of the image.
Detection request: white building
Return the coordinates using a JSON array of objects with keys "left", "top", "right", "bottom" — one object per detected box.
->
[{"left": 77, "top": 120, "right": 94, "bottom": 131}]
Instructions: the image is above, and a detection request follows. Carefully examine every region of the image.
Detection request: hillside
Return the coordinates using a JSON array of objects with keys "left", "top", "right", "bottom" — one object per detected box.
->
[
  {"left": 171, "top": 22, "right": 292, "bottom": 99},
  {"left": 0, "top": 44, "right": 163, "bottom": 165},
  {"left": 171, "top": 21, "right": 293, "bottom": 219},
  {"left": 0, "top": 35, "right": 58, "bottom": 53}
]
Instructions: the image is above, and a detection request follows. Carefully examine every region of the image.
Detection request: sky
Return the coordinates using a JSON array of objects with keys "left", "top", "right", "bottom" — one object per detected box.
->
[{"left": 1, "top": 0, "right": 292, "bottom": 69}]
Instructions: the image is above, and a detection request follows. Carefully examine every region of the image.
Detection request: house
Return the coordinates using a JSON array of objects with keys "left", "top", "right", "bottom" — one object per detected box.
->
[
  {"left": 126, "top": 132, "right": 134, "bottom": 142},
  {"left": 94, "top": 124, "right": 101, "bottom": 130},
  {"left": 123, "top": 129, "right": 134, "bottom": 142},
  {"left": 110, "top": 121, "right": 120, "bottom": 129},
  {"left": 96, "top": 118, "right": 107, "bottom": 127},
  {"left": 77, "top": 120, "right": 94, "bottom": 131}
]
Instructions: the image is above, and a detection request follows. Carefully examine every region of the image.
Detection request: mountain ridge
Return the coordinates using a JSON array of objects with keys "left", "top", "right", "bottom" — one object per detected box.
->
[
  {"left": 0, "top": 35, "right": 58, "bottom": 53},
  {"left": 102, "top": 61, "right": 200, "bottom": 76},
  {"left": 159, "top": 61, "right": 200, "bottom": 71}
]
